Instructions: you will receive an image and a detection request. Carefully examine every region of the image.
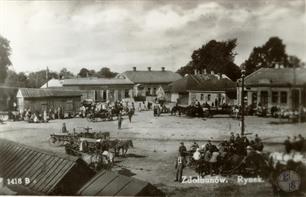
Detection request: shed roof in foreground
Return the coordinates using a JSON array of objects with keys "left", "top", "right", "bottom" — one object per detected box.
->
[
  {"left": 77, "top": 170, "right": 164, "bottom": 196},
  {"left": 0, "top": 138, "right": 93, "bottom": 195}
]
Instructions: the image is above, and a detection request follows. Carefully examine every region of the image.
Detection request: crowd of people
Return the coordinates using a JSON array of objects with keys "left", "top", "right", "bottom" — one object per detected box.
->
[
  {"left": 174, "top": 133, "right": 264, "bottom": 182},
  {"left": 8, "top": 106, "right": 69, "bottom": 123}
]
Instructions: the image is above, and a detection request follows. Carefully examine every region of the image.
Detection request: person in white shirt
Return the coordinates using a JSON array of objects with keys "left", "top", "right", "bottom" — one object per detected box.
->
[{"left": 193, "top": 148, "right": 201, "bottom": 161}]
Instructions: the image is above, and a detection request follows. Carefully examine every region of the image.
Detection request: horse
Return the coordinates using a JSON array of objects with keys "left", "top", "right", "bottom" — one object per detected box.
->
[
  {"left": 80, "top": 151, "right": 114, "bottom": 171},
  {"left": 114, "top": 140, "right": 134, "bottom": 157}
]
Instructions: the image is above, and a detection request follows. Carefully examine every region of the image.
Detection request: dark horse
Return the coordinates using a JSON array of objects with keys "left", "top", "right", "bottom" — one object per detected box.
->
[
  {"left": 114, "top": 140, "right": 134, "bottom": 157},
  {"left": 171, "top": 105, "right": 185, "bottom": 116}
]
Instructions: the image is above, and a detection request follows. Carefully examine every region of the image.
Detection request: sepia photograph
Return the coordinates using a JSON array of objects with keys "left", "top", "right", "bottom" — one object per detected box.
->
[{"left": 0, "top": 0, "right": 305, "bottom": 196}]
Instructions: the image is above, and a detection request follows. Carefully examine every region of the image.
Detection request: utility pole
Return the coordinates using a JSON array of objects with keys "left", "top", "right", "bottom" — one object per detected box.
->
[{"left": 241, "top": 69, "right": 246, "bottom": 136}]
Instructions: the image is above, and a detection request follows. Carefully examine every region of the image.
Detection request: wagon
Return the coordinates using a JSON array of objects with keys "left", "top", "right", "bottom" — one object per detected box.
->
[{"left": 49, "top": 133, "right": 78, "bottom": 146}]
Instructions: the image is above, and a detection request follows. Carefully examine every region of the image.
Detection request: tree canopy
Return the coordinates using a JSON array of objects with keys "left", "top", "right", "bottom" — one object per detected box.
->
[
  {"left": 96, "top": 67, "right": 118, "bottom": 78},
  {"left": 177, "top": 39, "right": 241, "bottom": 81},
  {"left": 59, "top": 68, "right": 74, "bottom": 79},
  {"left": 243, "top": 37, "right": 304, "bottom": 75},
  {"left": 0, "top": 35, "right": 12, "bottom": 83},
  {"left": 78, "top": 67, "right": 117, "bottom": 78}
]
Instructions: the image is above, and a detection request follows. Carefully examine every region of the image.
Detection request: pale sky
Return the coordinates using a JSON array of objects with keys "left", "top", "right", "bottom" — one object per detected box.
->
[{"left": 0, "top": 0, "right": 305, "bottom": 74}]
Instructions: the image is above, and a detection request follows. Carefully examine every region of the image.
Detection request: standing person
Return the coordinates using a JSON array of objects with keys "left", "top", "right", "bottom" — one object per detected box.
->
[
  {"left": 128, "top": 107, "right": 133, "bottom": 123},
  {"left": 284, "top": 136, "right": 291, "bottom": 153},
  {"left": 13, "top": 102, "right": 17, "bottom": 111},
  {"left": 57, "top": 106, "right": 61, "bottom": 119},
  {"left": 118, "top": 112, "right": 123, "bottom": 129},
  {"left": 178, "top": 142, "right": 187, "bottom": 157},
  {"left": 62, "top": 122, "right": 68, "bottom": 133},
  {"left": 209, "top": 146, "right": 220, "bottom": 175},
  {"left": 43, "top": 110, "right": 48, "bottom": 122},
  {"left": 175, "top": 155, "right": 186, "bottom": 182}
]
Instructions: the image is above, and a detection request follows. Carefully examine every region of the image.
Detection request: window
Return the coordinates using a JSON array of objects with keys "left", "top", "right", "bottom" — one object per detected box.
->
[
  {"left": 94, "top": 90, "right": 98, "bottom": 101},
  {"left": 207, "top": 94, "right": 211, "bottom": 101},
  {"left": 124, "top": 89, "right": 129, "bottom": 98},
  {"left": 281, "top": 91, "right": 287, "bottom": 104},
  {"left": 272, "top": 91, "right": 278, "bottom": 103},
  {"left": 252, "top": 92, "right": 257, "bottom": 105},
  {"left": 200, "top": 94, "right": 204, "bottom": 101},
  {"left": 146, "top": 88, "right": 151, "bottom": 96},
  {"left": 103, "top": 91, "right": 107, "bottom": 101}
]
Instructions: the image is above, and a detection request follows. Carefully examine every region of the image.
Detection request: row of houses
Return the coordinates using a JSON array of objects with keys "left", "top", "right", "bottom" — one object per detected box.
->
[{"left": 4, "top": 67, "right": 306, "bottom": 113}]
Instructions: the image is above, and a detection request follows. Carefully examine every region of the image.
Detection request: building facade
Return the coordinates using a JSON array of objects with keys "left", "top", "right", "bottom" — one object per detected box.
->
[
  {"left": 117, "top": 67, "right": 182, "bottom": 101},
  {"left": 62, "top": 77, "right": 134, "bottom": 102},
  {"left": 237, "top": 68, "right": 306, "bottom": 111},
  {"left": 169, "top": 73, "right": 236, "bottom": 106},
  {"left": 17, "top": 88, "right": 82, "bottom": 113}
]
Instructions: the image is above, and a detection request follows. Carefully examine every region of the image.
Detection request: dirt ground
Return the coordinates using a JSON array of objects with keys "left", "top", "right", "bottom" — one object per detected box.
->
[{"left": 0, "top": 111, "right": 305, "bottom": 196}]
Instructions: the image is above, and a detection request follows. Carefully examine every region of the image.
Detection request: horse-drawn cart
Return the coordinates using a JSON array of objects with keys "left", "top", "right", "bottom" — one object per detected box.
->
[{"left": 64, "top": 137, "right": 133, "bottom": 171}]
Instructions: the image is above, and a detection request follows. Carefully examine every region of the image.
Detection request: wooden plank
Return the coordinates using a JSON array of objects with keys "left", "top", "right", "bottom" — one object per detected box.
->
[
  {"left": 43, "top": 159, "right": 74, "bottom": 193},
  {"left": 98, "top": 175, "right": 131, "bottom": 196},
  {"left": 6, "top": 148, "right": 34, "bottom": 178},
  {"left": 0, "top": 143, "right": 14, "bottom": 167},
  {"left": 27, "top": 154, "right": 53, "bottom": 190},
  {"left": 18, "top": 152, "right": 44, "bottom": 184},
  {"left": 16, "top": 150, "right": 41, "bottom": 178},
  {"left": 80, "top": 172, "right": 118, "bottom": 196},
  {"left": 1, "top": 146, "right": 23, "bottom": 175},
  {"left": 5, "top": 147, "right": 29, "bottom": 177},
  {"left": 78, "top": 170, "right": 107, "bottom": 194},
  {"left": 34, "top": 156, "right": 62, "bottom": 192},
  {"left": 30, "top": 156, "right": 59, "bottom": 191}
]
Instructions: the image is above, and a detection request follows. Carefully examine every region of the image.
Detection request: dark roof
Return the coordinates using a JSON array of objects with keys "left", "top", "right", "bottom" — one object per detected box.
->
[
  {"left": 63, "top": 77, "right": 134, "bottom": 86},
  {"left": 169, "top": 74, "right": 236, "bottom": 93},
  {"left": 77, "top": 170, "right": 164, "bottom": 196},
  {"left": 121, "top": 70, "right": 182, "bottom": 84},
  {"left": 17, "top": 88, "right": 82, "bottom": 98},
  {"left": 244, "top": 68, "right": 306, "bottom": 87},
  {"left": 0, "top": 138, "right": 94, "bottom": 195}
]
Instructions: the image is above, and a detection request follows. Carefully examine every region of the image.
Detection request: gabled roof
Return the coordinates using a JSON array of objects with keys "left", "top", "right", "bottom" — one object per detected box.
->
[
  {"left": 169, "top": 74, "right": 236, "bottom": 93},
  {"left": 0, "top": 138, "right": 94, "bottom": 195},
  {"left": 244, "top": 67, "right": 306, "bottom": 86},
  {"left": 63, "top": 77, "right": 134, "bottom": 86},
  {"left": 77, "top": 170, "right": 164, "bottom": 196},
  {"left": 120, "top": 70, "right": 182, "bottom": 84},
  {"left": 40, "top": 78, "right": 63, "bottom": 88},
  {"left": 17, "top": 88, "right": 82, "bottom": 98}
]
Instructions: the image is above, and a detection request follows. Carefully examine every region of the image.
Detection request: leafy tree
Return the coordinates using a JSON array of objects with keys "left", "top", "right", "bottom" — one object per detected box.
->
[
  {"left": 177, "top": 39, "right": 241, "bottom": 81},
  {"left": 78, "top": 68, "right": 96, "bottom": 78},
  {"left": 59, "top": 68, "right": 74, "bottom": 79},
  {"left": 176, "top": 61, "right": 195, "bottom": 76},
  {"left": 287, "top": 55, "right": 305, "bottom": 68},
  {"left": 27, "top": 69, "right": 58, "bottom": 88},
  {"left": 243, "top": 36, "right": 304, "bottom": 75},
  {"left": 96, "top": 67, "right": 118, "bottom": 78},
  {"left": 4, "top": 70, "right": 28, "bottom": 87},
  {"left": 0, "top": 35, "right": 12, "bottom": 83}
]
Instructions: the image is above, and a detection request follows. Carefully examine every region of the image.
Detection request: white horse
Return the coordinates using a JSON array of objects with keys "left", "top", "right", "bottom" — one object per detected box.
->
[{"left": 80, "top": 151, "right": 114, "bottom": 171}]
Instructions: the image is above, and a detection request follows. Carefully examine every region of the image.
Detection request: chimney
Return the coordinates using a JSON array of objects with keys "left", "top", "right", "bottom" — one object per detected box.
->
[
  {"left": 161, "top": 67, "right": 165, "bottom": 71},
  {"left": 133, "top": 67, "right": 136, "bottom": 71},
  {"left": 148, "top": 67, "right": 151, "bottom": 71}
]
